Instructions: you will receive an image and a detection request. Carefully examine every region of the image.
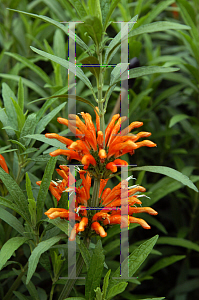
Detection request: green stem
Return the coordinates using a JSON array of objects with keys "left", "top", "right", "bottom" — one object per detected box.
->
[
  {"left": 50, "top": 284, "right": 55, "bottom": 300},
  {"left": 91, "top": 178, "right": 101, "bottom": 209},
  {"left": 97, "top": 48, "right": 105, "bottom": 148},
  {"left": 58, "top": 237, "right": 90, "bottom": 300},
  {"left": 3, "top": 262, "right": 29, "bottom": 300}
]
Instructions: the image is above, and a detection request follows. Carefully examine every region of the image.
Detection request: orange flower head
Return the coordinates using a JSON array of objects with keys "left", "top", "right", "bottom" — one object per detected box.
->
[{"left": 44, "top": 109, "right": 156, "bottom": 178}]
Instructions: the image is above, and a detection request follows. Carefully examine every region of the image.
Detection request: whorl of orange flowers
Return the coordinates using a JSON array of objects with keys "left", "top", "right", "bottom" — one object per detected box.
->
[
  {"left": 45, "top": 108, "right": 156, "bottom": 178},
  {"left": 39, "top": 165, "right": 158, "bottom": 241}
]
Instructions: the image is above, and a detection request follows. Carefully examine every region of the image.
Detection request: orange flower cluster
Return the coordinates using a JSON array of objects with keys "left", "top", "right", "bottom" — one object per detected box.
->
[
  {"left": 40, "top": 165, "right": 158, "bottom": 240},
  {"left": 45, "top": 109, "right": 156, "bottom": 178}
]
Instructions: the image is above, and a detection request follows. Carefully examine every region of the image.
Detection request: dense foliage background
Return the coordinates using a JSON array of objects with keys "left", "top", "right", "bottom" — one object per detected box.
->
[{"left": 0, "top": 0, "right": 198, "bottom": 299}]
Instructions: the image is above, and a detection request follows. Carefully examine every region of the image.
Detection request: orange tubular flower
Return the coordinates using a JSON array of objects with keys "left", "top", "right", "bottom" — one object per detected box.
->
[
  {"left": 44, "top": 108, "right": 156, "bottom": 178},
  {"left": 0, "top": 154, "right": 9, "bottom": 174},
  {"left": 42, "top": 164, "right": 157, "bottom": 239}
]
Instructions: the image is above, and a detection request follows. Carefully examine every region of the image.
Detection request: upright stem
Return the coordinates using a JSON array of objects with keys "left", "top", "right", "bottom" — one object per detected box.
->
[
  {"left": 97, "top": 48, "right": 105, "bottom": 148},
  {"left": 91, "top": 178, "right": 101, "bottom": 208}
]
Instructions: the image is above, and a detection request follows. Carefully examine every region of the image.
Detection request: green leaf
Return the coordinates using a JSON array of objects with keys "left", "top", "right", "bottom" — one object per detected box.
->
[
  {"left": 0, "top": 169, "right": 30, "bottom": 222},
  {"left": 129, "top": 21, "right": 190, "bottom": 39},
  {"left": 169, "top": 114, "right": 190, "bottom": 128},
  {"left": 102, "top": 269, "right": 111, "bottom": 300},
  {"left": 26, "top": 235, "right": 65, "bottom": 284},
  {"left": 80, "top": 56, "right": 100, "bottom": 80},
  {"left": 25, "top": 134, "right": 65, "bottom": 149},
  {"left": 47, "top": 218, "right": 69, "bottom": 236},
  {"left": 0, "top": 108, "right": 15, "bottom": 137},
  {"left": 8, "top": 9, "right": 90, "bottom": 54},
  {"left": 26, "top": 173, "right": 34, "bottom": 200},
  {"left": 85, "top": 240, "right": 105, "bottom": 300},
  {"left": 100, "top": 0, "right": 110, "bottom": 28},
  {"left": 8, "top": 139, "right": 26, "bottom": 151},
  {"left": 30, "top": 47, "right": 95, "bottom": 99},
  {"left": 130, "top": 166, "right": 198, "bottom": 193},
  {"left": 142, "top": 0, "right": 175, "bottom": 25},
  {"left": 108, "top": 235, "right": 159, "bottom": 290},
  {"left": 20, "top": 113, "right": 37, "bottom": 147},
  {"left": 146, "top": 255, "right": 185, "bottom": 276},
  {"left": 80, "top": 15, "right": 103, "bottom": 46},
  {"left": 0, "top": 74, "right": 48, "bottom": 97},
  {"left": 10, "top": 97, "right": 25, "bottom": 131},
  {"left": 176, "top": 0, "right": 199, "bottom": 42},
  {"left": 14, "top": 291, "right": 30, "bottom": 300},
  {"left": 35, "top": 102, "right": 66, "bottom": 134},
  {"left": 94, "top": 287, "right": 103, "bottom": 300},
  {"left": 67, "top": 0, "right": 87, "bottom": 18},
  {"left": 103, "top": 0, "right": 120, "bottom": 30},
  {"left": 107, "top": 282, "right": 128, "bottom": 300},
  {"left": 78, "top": 240, "right": 91, "bottom": 271},
  {"left": 88, "top": 0, "right": 102, "bottom": 23},
  {"left": 0, "top": 237, "right": 29, "bottom": 271},
  {"left": 104, "top": 15, "right": 138, "bottom": 64},
  {"left": 17, "top": 77, "right": 24, "bottom": 111},
  {"left": 5, "top": 52, "right": 52, "bottom": 85},
  {"left": 36, "top": 156, "right": 57, "bottom": 222},
  {"left": 157, "top": 237, "right": 199, "bottom": 252},
  {"left": 0, "top": 206, "right": 25, "bottom": 236},
  {"left": 0, "top": 197, "right": 30, "bottom": 224},
  {"left": 2, "top": 83, "right": 18, "bottom": 130}
]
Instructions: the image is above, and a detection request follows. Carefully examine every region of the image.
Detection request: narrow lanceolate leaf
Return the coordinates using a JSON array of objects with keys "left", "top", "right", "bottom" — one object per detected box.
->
[
  {"left": 0, "top": 108, "right": 15, "bottom": 137},
  {"left": 5, "top": 52, "right": 52, "bottom": 85},
  {"left": 128, "top": 21, "right": 190, "bottom": 39},
  {"left": 146, "top": 255, "right": 185, "bottom": 275},
  {"left": 20, "top": 113, "right": 37, "bottom": 147},
  {"left": 80, "top": 16, "right": 103, "bottom": 46},
  {"left": 85, "top": 240, "right": 105, "bottom": 300},
  {"left": 0, "top": 197, "right": 30, "bottom": 224},
  {"left": 67, "top": 0, "right": 87, "bottom": 18},
  {"left": 169, "top": 114, "right": 190, "bottom": 128},
  {"left": 104, "top": 15, "right": 138, "bottom": 64},
  {"left": 26, "top": 235, "right": 65, "bottom": 284},
  {"left": 103, "top": 0, "right": 120, "bottom": 30},
  {"left": 108, "top": 235, "right": 159, "bottom": 290},
  {"left": 10, "top": 97, "right": 25, "bottom": 131},
  {"left": 36, "top": 156, "right": 57, "bottom": 222},
  {"left": 78, "top": 240, "right": 91, "bottom": 271},
  {"left": 157, "top": 237, "right": 199, "bottom": 252},
  {"left": 100, "top": 0, "right": 111, "bottom": 28},
  {"left": 26, "top": 173, "right": 34, "bottom": 201},
  {"left": 111, "top": 66, "right": 179, "bottom": 86},
  {"left": 102, "top": 269, "right": 111, "bottom": 300},
  {"left": 25, "top": 134, "right": 65, "bottom": 149},
  {"left": 130, "top": 166, "right": 198, "bottom": 192},
  {"left": 17, "top": 77, "right": 24, "bottom": 111},
  {"left": 0, "top": 169, "right": 30, "bottom": 222},
  {"left": 30, "top": 47, "right": 95, "bottom": 99},
  {"left": 47, "top": 219, "right": 69, "bottom": 236},
  {"left": 0, "top": 207, "right": 25, "bottom": 236},
  {"left": 107, "top": 282, "right": 128, "bottom": 300},
  {"left": 0, "top": 237, "right": 29, "bottom": 271},
  {"left": 35, "top": 102, "right": 66, "bottom": 134},
  {"left": 8, "top": 9, "right": 90, "bottom": 54},
  {"left": 0, "top": 74, "right": 48, "bottom": 97},
  {"left": 2, "top": 83, "right": 18, "bottom": 130}
]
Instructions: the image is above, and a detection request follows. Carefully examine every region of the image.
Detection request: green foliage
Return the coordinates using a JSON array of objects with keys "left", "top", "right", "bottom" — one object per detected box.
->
[{"left": 0, "top": 0, "right": 199, "bottom": 299}]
